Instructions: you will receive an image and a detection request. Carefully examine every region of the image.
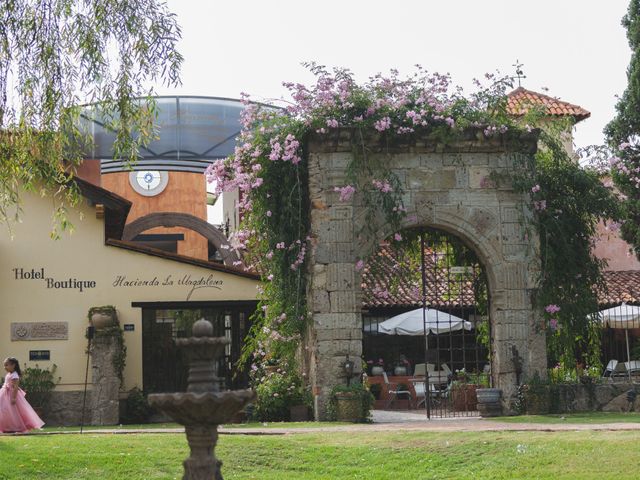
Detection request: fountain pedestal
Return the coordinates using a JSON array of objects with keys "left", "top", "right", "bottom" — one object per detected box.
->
[{"left": 148, "top": 319, "right": 255, "bottom": 480}]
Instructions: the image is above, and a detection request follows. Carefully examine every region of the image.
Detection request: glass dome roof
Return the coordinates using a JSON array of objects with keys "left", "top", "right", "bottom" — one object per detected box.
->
[{"left": 83, "top": 96, "right": 244, "bottom": 174}]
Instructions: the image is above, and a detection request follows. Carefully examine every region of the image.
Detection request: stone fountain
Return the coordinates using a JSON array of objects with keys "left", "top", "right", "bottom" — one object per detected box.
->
[{"left": 148, "top": 319, "right": 255, "bottom": 480}]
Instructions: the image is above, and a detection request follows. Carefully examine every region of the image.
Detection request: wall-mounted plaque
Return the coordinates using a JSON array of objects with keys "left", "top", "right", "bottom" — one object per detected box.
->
[
  {"left": 124, "top": 324, "right": 135, "bottom": 332},
  {"left": 29, "top": 350, "right": 51, "bottom": 361},
  {"left": 11, "top": 322, "right": 68, "bottom": 341}
]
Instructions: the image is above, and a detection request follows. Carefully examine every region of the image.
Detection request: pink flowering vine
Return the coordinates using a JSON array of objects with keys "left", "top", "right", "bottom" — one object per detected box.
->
[
  {"left": 545, "top": 304, "right": 561, "bottom": 314},
  {"left": 334, "top": 185, "right": 356, "bottom": 202}
]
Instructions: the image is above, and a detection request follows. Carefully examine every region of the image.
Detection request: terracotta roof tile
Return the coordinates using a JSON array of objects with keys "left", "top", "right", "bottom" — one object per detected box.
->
[
  {"left": 361, "top": 245, "right": 479, "bottom": 309},
  {"left": 361, "top": 246, "right": 640, "bottom": 309},
  {"left": 507, "top": 87, "right": 590, "bottom": 123},
  {"left": 599, "top": 270, "right": 640, "bottom": 306}
]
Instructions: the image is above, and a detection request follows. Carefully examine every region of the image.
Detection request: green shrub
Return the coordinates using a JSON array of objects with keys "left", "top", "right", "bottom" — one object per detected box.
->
[
  {"left": 369, "top": 383, "right": 382, "bottom": 400},
  {"left": 253, "top": 372, "right": 310, "bottom": 422},
  {"left": 122, "top": 387, "right": 151, "bottom": 424},
  {"left": 21, "top": 364, "right": 59, "bottom": 410}
]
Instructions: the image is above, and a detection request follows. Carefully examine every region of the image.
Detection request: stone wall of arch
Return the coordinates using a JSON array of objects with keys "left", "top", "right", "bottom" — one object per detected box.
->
[{"left": 304, "top": 129, "right": 545, "bottom": 418}]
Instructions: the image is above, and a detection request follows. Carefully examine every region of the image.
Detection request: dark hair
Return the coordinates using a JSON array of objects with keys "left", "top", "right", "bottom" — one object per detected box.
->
[{"left": 4, "top": 357, "right": 21, "bottom": 376}]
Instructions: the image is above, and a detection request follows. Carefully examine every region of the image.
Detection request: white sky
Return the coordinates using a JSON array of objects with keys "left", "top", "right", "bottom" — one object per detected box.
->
[{"left": 159, "top": 0, "right": 631, "bottom": 150}]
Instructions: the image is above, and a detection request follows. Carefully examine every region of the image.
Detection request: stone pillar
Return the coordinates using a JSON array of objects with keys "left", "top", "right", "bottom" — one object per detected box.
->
[
  {"left": 307, "top": 151, "right": 363, "bottom": 420},
  {"left": 89, "top": 308, "right": 123, "bottom": 425}
]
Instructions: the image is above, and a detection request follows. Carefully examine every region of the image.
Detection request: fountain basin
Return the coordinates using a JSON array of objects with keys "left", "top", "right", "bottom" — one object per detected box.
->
[{"left": 148, "top": 390, "right": 255, "bottom": 425}]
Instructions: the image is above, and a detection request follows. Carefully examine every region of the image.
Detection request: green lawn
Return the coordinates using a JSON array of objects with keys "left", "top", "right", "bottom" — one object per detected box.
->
[
  {"left": 493, "top": 412, "right": 640, "bottom": 424},
  {"left": 1, "top": 429, "right": 640, "bottom": 479}
]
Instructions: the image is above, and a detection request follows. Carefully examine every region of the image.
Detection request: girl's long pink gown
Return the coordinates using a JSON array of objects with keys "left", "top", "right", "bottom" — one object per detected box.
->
[{"left": 0, "top": 372, "right": 45, "bottom": 433}]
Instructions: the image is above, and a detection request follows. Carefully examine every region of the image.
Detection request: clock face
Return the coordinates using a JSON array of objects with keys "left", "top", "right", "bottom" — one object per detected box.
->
[{"left": 129, "top": 170, "right": 169, "bottom": 196}]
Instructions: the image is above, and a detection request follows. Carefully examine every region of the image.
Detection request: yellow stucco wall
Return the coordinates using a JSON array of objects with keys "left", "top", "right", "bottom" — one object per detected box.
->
[{"left": 0, "top": 191, "right": 259, "bottom": 391}]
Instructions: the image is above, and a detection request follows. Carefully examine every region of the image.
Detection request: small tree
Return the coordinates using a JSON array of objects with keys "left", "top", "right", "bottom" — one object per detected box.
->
[
  {"left": 0, "top": 1, "right": 182, "bottom": 236},
  {"left": 605, "top": 0, "right": 640, "bottom": 259}
]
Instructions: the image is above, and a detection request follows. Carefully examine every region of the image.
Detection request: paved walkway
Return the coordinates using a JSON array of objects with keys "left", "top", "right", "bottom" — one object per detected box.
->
[{"left": 4, "top": 410, "right": 640, "bottom": 436}]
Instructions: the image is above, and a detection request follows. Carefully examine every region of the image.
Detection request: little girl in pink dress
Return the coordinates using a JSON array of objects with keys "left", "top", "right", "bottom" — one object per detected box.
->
[{"left": 0, "top": 357, "right": 45, "bottom": 433}]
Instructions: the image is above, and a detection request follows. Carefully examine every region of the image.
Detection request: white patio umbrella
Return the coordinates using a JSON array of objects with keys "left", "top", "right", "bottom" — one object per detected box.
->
[
  {"left": 377, "top": 307, "right": 473, "bottom": 336},
  {"left": 597, "top": 303, "right": 640, "bottom": 379}
]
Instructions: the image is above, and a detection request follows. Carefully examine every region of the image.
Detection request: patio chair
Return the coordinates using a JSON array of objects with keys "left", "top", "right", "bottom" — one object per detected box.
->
[
  {"left": 603, "top": 360, "right": 629, "bottom": 378},
  {"left": 603, "top": 360, "right": 618, "bottom": 377},
  {"left": 624, "top": 360, "right": 640, "bottom": 375},
  {"left": 411, "top": 378, "right": 426, "bottom": 408},
  {"left": 409, "top": 377, "right": 441, "bottom": 409},
  {"left": 413, "top": 363, "right": 435, "bottom": 376},
  {"left": 382, "top": 372, "right": 413, "bottom": 409}
]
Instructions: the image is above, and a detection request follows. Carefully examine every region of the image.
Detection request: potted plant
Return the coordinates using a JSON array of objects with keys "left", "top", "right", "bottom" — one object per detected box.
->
[
  {"left": 367, "top": 358, "right": 385, "bottom": 376},
  {"left": 393, "top": 355, "right": 410, "bottom": 376},
  {"left": 20, "top": 364, "right": 60, "bottom": 416},
  {"left": 450, "top": 369, "right": 478, "bottom": 411},
  {"left": 88, "top": 305, "right": 118, "bottom": 329},
  {"left": 330, "top": 383, "right": 374, "bottom": 423}
]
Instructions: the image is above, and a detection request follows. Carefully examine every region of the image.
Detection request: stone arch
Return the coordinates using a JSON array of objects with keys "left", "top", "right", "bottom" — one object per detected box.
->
[
  {"left": 305, "top": 130, "right": 545, "bottom": 418},
  {"left": 122, "top": 212, "right": 242, "bottom": 267}
]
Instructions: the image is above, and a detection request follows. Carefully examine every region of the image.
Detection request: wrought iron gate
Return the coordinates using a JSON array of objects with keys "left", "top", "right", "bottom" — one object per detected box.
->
[{"left": 362, "top": 228, "right": 490, "bottom": 418}]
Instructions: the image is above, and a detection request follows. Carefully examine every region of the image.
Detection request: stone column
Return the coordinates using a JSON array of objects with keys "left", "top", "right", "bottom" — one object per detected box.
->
[
  {"left": 89, "top": 324, "right": 123, "bottom": 425},
  {"left": 306, "top": 151, "right": 363, "bottom": 419}
]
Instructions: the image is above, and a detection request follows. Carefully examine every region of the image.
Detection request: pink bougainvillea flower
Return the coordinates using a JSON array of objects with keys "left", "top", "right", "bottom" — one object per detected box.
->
[
  {"left": 394, "top": 233, "right": 402, "bottom": 241},
  {"left": 355, "top": 260, "right": 365, "bottom": 271},
  {"left": 533, "top": 200, "right": 547, "bottom": 211},
  {"left": 374, "top": 116, "right": 391, "bottom": 132},
  {"left": 545, "top": 304, "right": 561, "bottom": 314},
  {"left": 334, "top": 185, "right": 356, "bottom": 202},
  {"left": 531, "top": 184, "right": 541, "bottom": 193}
]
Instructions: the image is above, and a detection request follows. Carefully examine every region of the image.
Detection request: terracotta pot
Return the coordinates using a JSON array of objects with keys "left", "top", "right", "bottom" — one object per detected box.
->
[{"left": 91, "top": 311, "right": 116, "bottom": 329}]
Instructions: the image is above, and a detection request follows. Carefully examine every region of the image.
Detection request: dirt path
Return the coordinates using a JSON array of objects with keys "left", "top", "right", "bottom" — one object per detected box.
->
[{"left": 4, "top": 410, "right": 640, "bottom": 436}]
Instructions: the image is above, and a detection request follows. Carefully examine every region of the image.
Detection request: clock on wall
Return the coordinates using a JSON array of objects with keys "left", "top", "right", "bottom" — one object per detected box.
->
[{"left": 129, "top": 170, "right": 169, "bottom": 197}]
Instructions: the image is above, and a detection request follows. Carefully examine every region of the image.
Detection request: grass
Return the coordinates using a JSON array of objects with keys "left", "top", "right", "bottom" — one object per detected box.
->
[
  {"left": 493, "top": 412, "right": 640, "bottom": 424},
  {"left": 1, "top": 429, "right": 640, "bottom": 479}
]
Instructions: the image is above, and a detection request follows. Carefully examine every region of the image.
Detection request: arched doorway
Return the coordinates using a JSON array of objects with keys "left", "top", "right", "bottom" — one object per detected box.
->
[
  {"left": 362, "top": 228, "right": 490, "bottom": 417},
  {"left": 304, "top": 130, "right": 545, "bottom": 419}
]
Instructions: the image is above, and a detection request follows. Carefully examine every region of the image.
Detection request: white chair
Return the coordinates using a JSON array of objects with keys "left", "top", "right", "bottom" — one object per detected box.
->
[
  {"left": 603, "top": 359, "right": 629, "bottom": 378},
  {"left": 411, "top": 378, "right": 426, "bottom": 408},
  {"left": 625, "top": 360, "right": 640, "bottom": 375},
  {"left": 382, "top": 372, "right": 413, "bottom": 409},
  {"left": 413, "top": 363, "right": 435, "bottom": 376},
  {"left": 603, "top": 360, "right": 618, "bottom": 377},
  {"left": 410, "top": 378, "right": 441, "bottom": 409}
]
